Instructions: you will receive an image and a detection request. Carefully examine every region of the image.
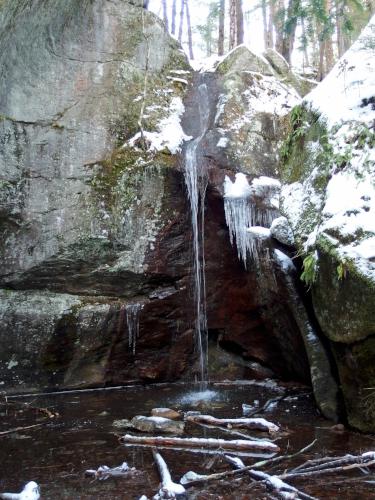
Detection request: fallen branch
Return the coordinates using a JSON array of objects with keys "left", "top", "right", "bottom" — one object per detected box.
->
[
  {"left": 187, "top": 419, "right": 267, "bottom": 442},
  {"left": 225, "top": 456, "right": 316, "bottom": 500},
  {"left": 152, "top": 449, "right": 186, "bottom": 498},
  {"left": 120, "top": 434, "right": 279, "bottom": 453},
  {"left": 180, "top": 441, "right": 318, "bottom": 488},
  {"left": 243, "top": 396, "right": 285, "bottom": 417},
  {"left": 185, "top": 415, "right": 279, "bottom": 433},
  {"left": 85, "top": 462, "right": 139, "bottom": 481},
  {"left": 0, "top": 423, "right": 45, "bottom": 437},
  {"left": 251, "top": 439, "right": 318, "bottom": 470},
  {"left": 280, "top": 456, "right": 375, "bottom": 480}
]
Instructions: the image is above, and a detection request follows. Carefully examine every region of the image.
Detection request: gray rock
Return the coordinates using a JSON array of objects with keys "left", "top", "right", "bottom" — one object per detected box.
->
[
  {"left": 151, "top": 408, "right": 182, "bottom": 420},
  {"left": 130, "top": 415, "right": 185, "bottom": 434},
  {"left": 112, "top": 419, "right": 132, "bottom": 429},
  {"left": 270, "top": 216, "right": 295, "bottom": 246}
]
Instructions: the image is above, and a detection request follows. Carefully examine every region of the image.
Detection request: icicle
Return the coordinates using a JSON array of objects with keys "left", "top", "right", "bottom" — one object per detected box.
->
[
  {"left": 184, "top": 82, "right": 210, "bottom": 387},
  {"left": 223, "top": 174, "right": 281, "bottom": 268},
  {"left": 126, "top": 303, "right": 143, "bottom": 355}
]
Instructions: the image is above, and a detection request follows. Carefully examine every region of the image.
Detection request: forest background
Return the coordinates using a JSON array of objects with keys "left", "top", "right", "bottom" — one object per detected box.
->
[{"left": 148, "top": 0, "right": 374, "bottom": 78}]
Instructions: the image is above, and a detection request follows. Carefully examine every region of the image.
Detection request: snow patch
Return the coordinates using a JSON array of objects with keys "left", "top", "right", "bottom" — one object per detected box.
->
[{"left": 127, "top": 97, "right": 192, "bottom": 154}]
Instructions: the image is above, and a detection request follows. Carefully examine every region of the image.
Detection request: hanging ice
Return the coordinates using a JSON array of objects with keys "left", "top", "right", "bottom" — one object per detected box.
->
[
  {"left": 224, "top": 173, "right": 281, "bottom": 268},
  {"left": 126, "top": 303, "right": 143, "bottom": 355},
  {"left": 184, "top": 82, "right": 210, "bottom": 387}
]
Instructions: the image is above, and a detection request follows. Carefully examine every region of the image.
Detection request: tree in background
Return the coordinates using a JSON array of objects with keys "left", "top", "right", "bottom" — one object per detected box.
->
[
  {"left": 151, "top": 0, "right": 373, "bottom": 79},
  {"left": 218, "top": 0, "right": 225, "bottom": 55}
]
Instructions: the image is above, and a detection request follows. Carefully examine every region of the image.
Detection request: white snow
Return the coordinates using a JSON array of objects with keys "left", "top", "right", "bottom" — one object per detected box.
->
[
  {"left": 217, "top": 137, "right": 229, "bottom": 148},
  {"left": 273, "top": 249, "right": 296, "bottom": 273},
  {"left": 247, "top": 226, "right": 271, "bottom": 238},
  {"left": 0, "top": 482, "right": 40, "bottom": 500},
  {"left": 127, "top": 97, "right": 192, "bottom": 154},
  {"left": 224, "top": 173, "right": 252, "bottom": 199},
  {"left": 306, "top": 16, "right": 375, "bottom": 128}
]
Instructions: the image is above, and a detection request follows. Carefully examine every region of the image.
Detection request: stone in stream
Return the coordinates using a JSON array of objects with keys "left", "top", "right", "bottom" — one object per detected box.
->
[
  {"left": 151, "top": 408, "right": 182, "bottom": 420},
  {"left": 114, "top": 416, "right": 185, "bottom": 435}
]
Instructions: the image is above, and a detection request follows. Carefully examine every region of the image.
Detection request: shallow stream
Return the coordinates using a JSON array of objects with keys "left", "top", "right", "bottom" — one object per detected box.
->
[{"left": 1, "top": 382, "right": 375, "bottom": 499}]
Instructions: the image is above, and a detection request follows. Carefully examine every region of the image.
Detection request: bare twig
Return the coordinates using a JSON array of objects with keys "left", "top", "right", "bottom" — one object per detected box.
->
[{"left": 0, "top": 423, "right": 45, "bottom": 437}]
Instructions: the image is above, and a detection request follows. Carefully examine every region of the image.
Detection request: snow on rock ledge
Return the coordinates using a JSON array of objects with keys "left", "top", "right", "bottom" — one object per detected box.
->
[
  {"left": 281, "top": 14, "right": 375, "bottom": 289},
  {"left": 280, "top": 16, "right": 375, "bottom": 432}
]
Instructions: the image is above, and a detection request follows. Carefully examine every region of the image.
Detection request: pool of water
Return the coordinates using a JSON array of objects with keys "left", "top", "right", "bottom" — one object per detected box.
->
[{"left": 1, "top": 381, "right": 374, "bottom": 499}]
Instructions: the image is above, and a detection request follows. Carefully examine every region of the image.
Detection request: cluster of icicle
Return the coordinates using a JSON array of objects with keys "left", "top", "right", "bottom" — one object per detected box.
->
[
  {"left": 118, "top": 303, "right": 144, "bottom": 355},
  {"left": 223, "top": 173, "right": 280, "bottom": 269}
]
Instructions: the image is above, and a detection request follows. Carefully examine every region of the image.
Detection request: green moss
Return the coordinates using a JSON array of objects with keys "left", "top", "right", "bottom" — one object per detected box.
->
[
  {"left": 300, "top": 252, "right": 318, "bottom": 287},
  {"left": 280, "top": 104, "right": 331, "bottom": 185}
]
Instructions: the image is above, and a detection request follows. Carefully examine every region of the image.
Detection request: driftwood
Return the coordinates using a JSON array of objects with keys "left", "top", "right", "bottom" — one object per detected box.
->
[
  {"left": 0, "top": 481, "right": 40, "bottom": 500},
  {"left": 152, "top": 449, "right": 186, "bottom": 498},
  {"left": 185, "top": 415, "right": 279, "bottom": 433},
  {"left": 85, "top": 462, "right": 139, "bottom": 481},
  {"left": 187, "top": 419, "right": 267, "bottom": 442},
  {"left": 0, "top": 423, "right": 45, "bottom": 437},
  {"left": 180, "top": 440, "right": 318, "bottom": 488},
  {"left": 120, "top": 434, "right": 280, "bottom": 453},
  {"left": 279, "top": 452, "right": 375, "bottom": 480},
  {"left": 225, "top": 455, "right": 317, "bottom": 500}
]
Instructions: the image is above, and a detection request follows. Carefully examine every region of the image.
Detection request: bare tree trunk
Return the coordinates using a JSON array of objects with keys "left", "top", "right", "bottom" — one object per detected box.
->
[
  {"left": 171, "top": 0, "right": 177, "bottom": 34},
  {"left": 301, "top": 17, "right": 310, "bottom": 67},
  {"left": 178, "top": 0, "right": 185, "bottom": 43},
  {"left": 162, "top": 0, "right": 169, "bottom": 31},
  {"left": 262, "top": 0, "right": 269, "bottom": 48},
  {"left": 185, "top": 0, "right": 194, "bottom": 59},
  {"left": 267, "top": 4, "right": 274, "bottom": 48},
  {"left": 273, "top": 0, "right": 285, "bottom": 55},
  {"left": 324, "top": 0, "right": 334, "bottom": 72},
  {"left": 218, "top": 0, "right": 225, "bottom": 55},
  {"left": 229, "top": 0, "right": 237, "bottom": 49},
  {"left": 236, "top": 0, "right": 244, "bottom": 45},
  {"left": 318, "top": 39, "right": 325, "bottom": 80},
  {"left": 335, "top": 0, "right": 345, "bottom": 57},
  {"left": 281, "top": 0, "right": 300, "bottom": 63}
]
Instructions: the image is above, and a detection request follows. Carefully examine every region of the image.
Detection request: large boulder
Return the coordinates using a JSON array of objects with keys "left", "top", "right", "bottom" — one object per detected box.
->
[{"left": 280, "top": 16, "right": 375, "bottom": 431}]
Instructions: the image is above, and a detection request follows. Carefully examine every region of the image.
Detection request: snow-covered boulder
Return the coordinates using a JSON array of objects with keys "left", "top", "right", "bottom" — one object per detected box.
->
[
  {"left": 208, "top": 45, "right": 301, "bottom": 176},
  {"left": 280, "top": 16, "right": 375, "bottom": 431},
  {"left": 270, "top": 216, "right": 295, "bottom": 246}
]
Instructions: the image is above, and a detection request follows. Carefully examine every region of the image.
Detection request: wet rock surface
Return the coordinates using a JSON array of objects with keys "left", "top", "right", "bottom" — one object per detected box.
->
[{"left": 0, "top": 0, "right": 334, "bottom": 420}]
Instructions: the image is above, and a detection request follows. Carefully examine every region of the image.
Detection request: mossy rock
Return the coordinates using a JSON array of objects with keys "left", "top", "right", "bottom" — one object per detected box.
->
[
  {"left": 312, "top": 236, "right": 375, "bottom": 344},
  {"left": 332, "top": 336, "right": 375, "bottom": 432}
]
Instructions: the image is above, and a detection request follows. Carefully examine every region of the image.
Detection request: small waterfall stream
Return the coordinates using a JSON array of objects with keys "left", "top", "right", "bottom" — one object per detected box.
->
[{"left": 184, "top": 82, "right": 210, "bottom": 387}]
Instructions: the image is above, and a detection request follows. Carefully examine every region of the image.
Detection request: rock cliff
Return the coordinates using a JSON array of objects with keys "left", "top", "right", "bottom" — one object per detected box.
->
[{"left": 0, "top": 0, "right": 338, "bottom": 426}]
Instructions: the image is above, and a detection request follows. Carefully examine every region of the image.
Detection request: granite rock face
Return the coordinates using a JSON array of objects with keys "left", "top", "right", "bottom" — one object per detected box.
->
[
  {"left": 0, "top": 0, "right": 315, "bottom": 397},
  {"left": 280, "top": 16, "right": 375, "bottom": 431}
]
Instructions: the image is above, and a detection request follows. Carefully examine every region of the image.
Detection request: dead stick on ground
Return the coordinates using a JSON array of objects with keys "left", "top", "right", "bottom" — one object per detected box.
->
[
  {"left": 225, "top": 455, "right": 317, "bottom": 500},
  {"left": 279, "top": 458, "right": 375, "bottom": 480},
  {"left": 152, "top": 449, "right": 186, "bottom": 498},
  {"left": 185, "top": 415, "right": 279, "bottom": 433},
  {"left": 251, "top": 439, "right": 318, "bottom": 470},
  {"left": 180, "top": 440, "right": 317, "bottom": 488},
  {"left": 0, "top": 423, "right": 45, "bottom": 437},
  {"left": 120, "top": 434, "right": 280, "bottom": 453},
  {"left": 188, "top": 419, "right": 268, "bottom": 442}
]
